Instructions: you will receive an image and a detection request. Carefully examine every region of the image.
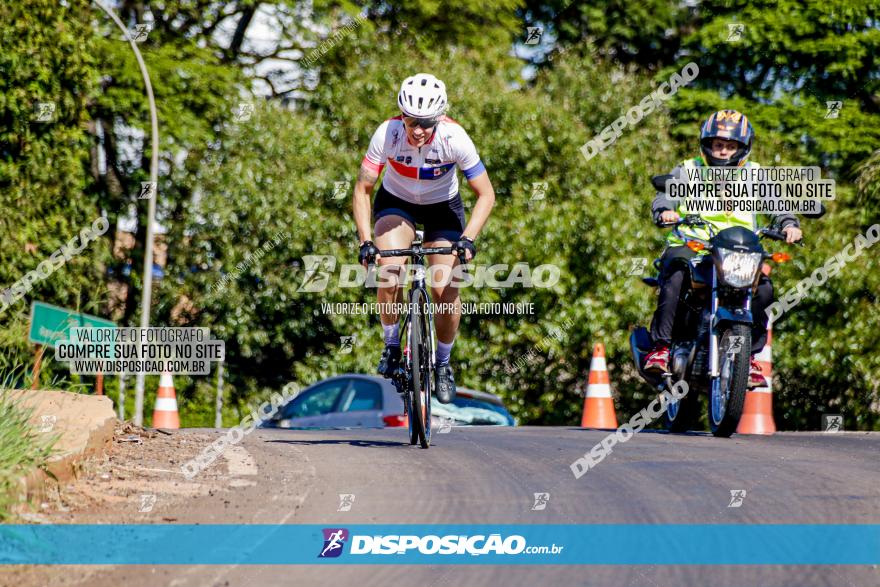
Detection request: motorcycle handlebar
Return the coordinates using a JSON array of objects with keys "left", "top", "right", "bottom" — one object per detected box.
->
[
  {"left": 760, "top": 228, "right": 805, "bottom": 247},
  {"left": 656, "top": 215, "right": 707, "bottom": 229},
  {"left": 656, "top": 221, "right": 805, "bottom": 247},
  {"left": 760, "top": 229, "right": 787, "bottom": 241}
]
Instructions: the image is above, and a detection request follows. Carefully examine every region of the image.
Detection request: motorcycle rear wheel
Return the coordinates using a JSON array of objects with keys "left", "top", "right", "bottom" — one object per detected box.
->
[{"left": 664, "top": 377, "right": 699, "bottom": 433}]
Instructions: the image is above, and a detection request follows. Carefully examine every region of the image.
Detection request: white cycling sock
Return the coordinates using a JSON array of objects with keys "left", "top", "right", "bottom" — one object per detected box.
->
[
  {"left": 435, "top": 340, "right": 454, "bottom": 366},
  {"left": 383, "top": 323, "right": 400, "bottom": 347}
]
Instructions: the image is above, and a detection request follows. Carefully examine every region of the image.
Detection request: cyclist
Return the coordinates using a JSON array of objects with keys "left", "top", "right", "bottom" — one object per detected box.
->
[
  {"left": 645, "top": 109, "right": 803, "bottom": 387},
  {"left": 354, "top": 73, "right": 496, "bottom": 403}
]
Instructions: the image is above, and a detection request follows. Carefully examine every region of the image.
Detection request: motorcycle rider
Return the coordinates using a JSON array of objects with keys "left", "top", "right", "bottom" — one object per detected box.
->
[{"left": 644, "top": 109, "right": 803, "bottom": 387}]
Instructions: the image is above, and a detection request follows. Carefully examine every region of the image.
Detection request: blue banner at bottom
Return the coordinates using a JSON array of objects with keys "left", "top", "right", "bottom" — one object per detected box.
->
[{"left": 1, "top": 524, "right": 878, "bottom": 565}]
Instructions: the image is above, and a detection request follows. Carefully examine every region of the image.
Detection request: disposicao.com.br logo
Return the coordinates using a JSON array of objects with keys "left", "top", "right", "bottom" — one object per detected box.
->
[
  {"left": 318, "top": 528, "right": 349, "bottom": 558},
  {"left": 297, "top": 255, "right": 560, "bottom": 292},
  {"left": 318, "top": 528, "right": 563, "bottom": 558}
]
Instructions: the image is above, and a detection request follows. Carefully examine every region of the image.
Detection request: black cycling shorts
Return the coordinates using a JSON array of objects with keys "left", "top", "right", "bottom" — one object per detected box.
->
[{"left": 373, "top": 184, "right": 465, "bottom": 242}]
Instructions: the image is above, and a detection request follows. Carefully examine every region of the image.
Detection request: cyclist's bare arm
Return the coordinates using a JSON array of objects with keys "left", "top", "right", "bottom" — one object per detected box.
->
[
  {"left": 461, "top": 171, "right": 495, "bottom": 240},
  {"left": 354, "top": 163, "right": 379, "bottom": 243}
]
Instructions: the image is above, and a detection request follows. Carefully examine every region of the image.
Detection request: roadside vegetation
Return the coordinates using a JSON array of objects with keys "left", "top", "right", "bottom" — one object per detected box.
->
[
  {"left": 1, "top": 0, "right": 878, "bottom": 430},
  {"left": 0, "top": 369, "right": 56, "bottom": 520}
]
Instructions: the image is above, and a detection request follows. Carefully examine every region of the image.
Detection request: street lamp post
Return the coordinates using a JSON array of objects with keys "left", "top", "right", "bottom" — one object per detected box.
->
[{"left": 93, "top": 1, "right": 159, "bottom": 426}]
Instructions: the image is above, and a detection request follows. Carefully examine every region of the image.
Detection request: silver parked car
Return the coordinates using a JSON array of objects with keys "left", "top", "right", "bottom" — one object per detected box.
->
[
  {"left": 261, "top": 375, "right": 515, "bottom": 429},
  {"left": 261, "top": 374, "right": 406, "bottom": 429}
]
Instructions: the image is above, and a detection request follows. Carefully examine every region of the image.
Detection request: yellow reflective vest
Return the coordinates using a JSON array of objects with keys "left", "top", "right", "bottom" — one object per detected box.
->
[{"left": 666, "top": 157, "right": 760, "bottom": 248}]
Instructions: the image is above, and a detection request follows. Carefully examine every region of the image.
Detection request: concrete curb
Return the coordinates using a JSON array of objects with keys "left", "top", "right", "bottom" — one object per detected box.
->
[{"left": 5, "top": 390, "right": 117, "bottom": 504}]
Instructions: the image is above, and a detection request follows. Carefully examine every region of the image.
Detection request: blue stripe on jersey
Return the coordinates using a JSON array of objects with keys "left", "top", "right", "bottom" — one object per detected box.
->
[
  {"left": 418, "top": 162, "right": 456, "bottom": 180},
  {"left": 462, "top": 160, "right": 486, "bottom": 180}
]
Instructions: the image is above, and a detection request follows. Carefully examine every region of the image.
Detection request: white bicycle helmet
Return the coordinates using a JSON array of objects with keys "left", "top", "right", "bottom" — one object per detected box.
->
[{"left": 397, "top": 73, "right": 448, "bottom": 119}]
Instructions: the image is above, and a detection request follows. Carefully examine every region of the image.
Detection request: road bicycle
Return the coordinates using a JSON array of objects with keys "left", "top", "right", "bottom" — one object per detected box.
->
[{"left": 371, "top": 231, "right": 467, "bottom": 448}]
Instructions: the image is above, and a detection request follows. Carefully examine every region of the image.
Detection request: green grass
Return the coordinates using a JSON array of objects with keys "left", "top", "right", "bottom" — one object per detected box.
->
[{"left": 0, "top": 366, "right": 57, "bottom": 520}]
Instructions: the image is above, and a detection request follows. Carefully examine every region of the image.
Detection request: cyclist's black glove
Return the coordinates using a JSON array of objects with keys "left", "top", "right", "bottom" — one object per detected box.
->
[
  {"left": 452, "top": 236, "right": 476, "bottom": 261},
  {"left": 358, "top": 240, "right": 378, "bottom": 265}
]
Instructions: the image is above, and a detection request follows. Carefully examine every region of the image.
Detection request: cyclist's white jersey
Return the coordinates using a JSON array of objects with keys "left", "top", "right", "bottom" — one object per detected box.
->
[{"left": 361, "top": 115, "right": 486, "bottom": 205}]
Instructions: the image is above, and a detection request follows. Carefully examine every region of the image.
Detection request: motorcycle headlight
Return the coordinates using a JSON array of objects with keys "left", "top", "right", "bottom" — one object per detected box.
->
[{"left": 717, "top": 248, "right": 762, "bottom": 288}]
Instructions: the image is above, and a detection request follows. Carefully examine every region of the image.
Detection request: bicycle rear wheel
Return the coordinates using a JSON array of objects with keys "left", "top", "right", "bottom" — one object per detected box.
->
[
  {"left": 409, "top": 287, "right": 433, "bottom": 449},
  {"left": 405, "top": 388, "right": 418, "bottom": 445}
]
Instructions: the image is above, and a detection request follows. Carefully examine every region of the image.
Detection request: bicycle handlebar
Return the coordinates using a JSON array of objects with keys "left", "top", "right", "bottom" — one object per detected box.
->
[
  {"left": 377, "top": 247, "right": 456, "bottom": 257},
  {"left": 369, "top": 246, "right": 470, "bottom": 273}
]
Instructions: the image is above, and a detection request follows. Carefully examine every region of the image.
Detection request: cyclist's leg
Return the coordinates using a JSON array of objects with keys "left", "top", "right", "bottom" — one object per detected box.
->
[
  {"left": 424, "top": 239, "right": 459, "bottom": 403},
  {"left": 375, "top": 213, "right": 415, "bottom": 311},
  {"left": 422, "top": 193, "right": 466, "bottom": 359},
  {"left": 373, "top": 187, "right": 417, "bottom": 376},
  {"left": 422, "top": 194, "right": 466, "bottom": 403},
  {"left": 425, "top": 240, "right": 460, "bottom": 347}
]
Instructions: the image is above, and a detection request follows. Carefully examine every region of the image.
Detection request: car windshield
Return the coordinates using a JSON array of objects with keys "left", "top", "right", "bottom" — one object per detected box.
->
[
  {"left": 280, "top": 380, "right": 347, "bottom": 418},
  {"left": 431, "top": 396, "right": 513, "bottom": 426}
]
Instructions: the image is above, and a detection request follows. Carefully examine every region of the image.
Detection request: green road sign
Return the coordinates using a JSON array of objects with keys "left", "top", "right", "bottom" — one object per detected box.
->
[{"left": 28, "top": 301, "right": 116, "bottom": 348}]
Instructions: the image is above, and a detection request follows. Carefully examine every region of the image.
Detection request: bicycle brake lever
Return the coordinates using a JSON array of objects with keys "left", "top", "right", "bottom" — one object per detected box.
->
[{"left": 457, "top": 251, "right": 469, "bottom": 274}]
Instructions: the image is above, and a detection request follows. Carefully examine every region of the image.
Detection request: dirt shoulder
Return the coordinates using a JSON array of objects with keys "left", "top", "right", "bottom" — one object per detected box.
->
[{"left": 2, "top": 421, "right": 259, "bottom": 587}]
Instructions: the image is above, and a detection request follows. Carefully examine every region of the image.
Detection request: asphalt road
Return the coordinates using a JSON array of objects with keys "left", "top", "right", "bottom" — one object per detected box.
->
[{"left": 11, "top": 426, "right": 880, "bottom": 586}]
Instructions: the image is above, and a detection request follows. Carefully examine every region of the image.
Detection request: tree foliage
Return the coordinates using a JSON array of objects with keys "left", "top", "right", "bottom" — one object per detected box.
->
[{"left": 1, "top": 0, "right": 878, "bottom": 430}]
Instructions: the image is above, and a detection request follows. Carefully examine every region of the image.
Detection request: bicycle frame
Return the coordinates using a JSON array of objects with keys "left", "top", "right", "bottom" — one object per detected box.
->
[
  {"left": 372, "top": 232, "right": 466, "bottom": 447},
  {"left": 377, "top": 233, "right": 453, "bottom": 378}
]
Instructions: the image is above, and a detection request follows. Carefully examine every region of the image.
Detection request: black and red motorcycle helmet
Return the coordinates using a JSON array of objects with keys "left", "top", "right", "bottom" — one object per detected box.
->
[{"left": 699, "top": 109, "right": 754, "bottom": 167}]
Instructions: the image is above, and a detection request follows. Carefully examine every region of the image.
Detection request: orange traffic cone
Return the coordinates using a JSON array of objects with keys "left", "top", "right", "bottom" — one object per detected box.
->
[
  {"left": 152, "top": 371, "right": 180, "bottom": 429},
  {"left": 737, "top": 327, "right": 776, "bottom": 435},
  {"left": 580, "top": 343, "right": 619, "bottom": 429}
]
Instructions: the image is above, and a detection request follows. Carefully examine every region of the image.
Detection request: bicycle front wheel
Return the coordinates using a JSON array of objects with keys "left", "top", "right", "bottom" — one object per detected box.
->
[{"left": 409, "top": 287, "right": 433, "bottom": 449}]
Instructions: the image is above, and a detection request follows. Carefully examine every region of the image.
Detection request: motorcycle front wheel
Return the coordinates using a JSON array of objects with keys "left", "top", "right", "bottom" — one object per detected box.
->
[{"left": 708, "top": 323, "right": 750, "bottom": 437}]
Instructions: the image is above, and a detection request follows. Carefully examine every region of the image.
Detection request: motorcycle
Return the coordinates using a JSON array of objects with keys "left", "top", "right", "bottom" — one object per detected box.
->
[{"left": 629, "top": 174, "right": 802, "bottom": 437}]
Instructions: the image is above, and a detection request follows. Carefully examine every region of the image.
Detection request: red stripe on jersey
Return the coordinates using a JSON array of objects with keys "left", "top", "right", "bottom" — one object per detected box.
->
[
  {"left": 361, "top": 157, "right": 384, "bottom": 174},
  {"left": 387, "top": 158, "right": 419, "bottom": 179}
]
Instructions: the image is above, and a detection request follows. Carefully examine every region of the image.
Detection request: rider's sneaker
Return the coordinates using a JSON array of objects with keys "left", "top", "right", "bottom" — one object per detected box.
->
[
  {"left": 377, "top": 346, "right": 401, "bottom": 379},
  {"left": 748, "top": 357, "right": 768, "bottom": 388},
  {"left": 644, "top": 344, "right": 670, "bottom": 373},
  {"left": 435, "top": 364, "right": 456, "bottom": 404}
]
